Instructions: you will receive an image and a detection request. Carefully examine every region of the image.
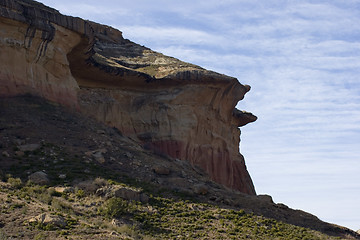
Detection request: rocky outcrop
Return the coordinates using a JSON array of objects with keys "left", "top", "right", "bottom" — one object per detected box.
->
[
  {"left": 28, "top": 171, "right": 50, "bottom": 185},
  {"left": 0, "top": 0, "right": 257, "bottom": 194},
  {"left": 28, "top": 213, "right": 66, "bottom": 228},
  {"left": 96, "top": 185, "right": 150, "bottom": 203}
]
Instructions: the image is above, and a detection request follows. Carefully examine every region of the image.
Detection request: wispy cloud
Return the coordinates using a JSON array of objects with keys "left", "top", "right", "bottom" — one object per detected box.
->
[{"left": 117, "top": 26, "right": 223, "bottom": 47}]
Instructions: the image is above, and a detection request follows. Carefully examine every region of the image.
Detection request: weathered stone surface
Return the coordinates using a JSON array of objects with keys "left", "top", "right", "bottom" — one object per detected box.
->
[
  {"left": 85, "top": 149, "right": 107, "bottom": 163},
  {"left": 0, "top": 13, "right": 81, "bottom": 108},
  {"left": 0, "top": 0, "right": 257, "bottom": 194},
  {"left": 54, "top": 187, "right": 75, "bottom": 193},
  {"left": 18, "top": 143, "right": 40, "bottom": 152},
  {"left": 28, "top": 213, "right": 66, "bottom": 228},
  {"left": 58, "top": 174, "right": 66, "bottom": 179},
  {"left": 153, "top": 165, "right": 171, "bottom": 175},
  {"left": 257, "top": 194, "right": 274, "bottom": 204},
  {"left": 1, "top": 151, "right": 9, "bottom": 157},
  {"left": 193, "top": 183, "right": 208, "bottom": 195},
  {"left": 54, "top": 186, "right": 74, "bottom": 193},
  {"left": 75, "top": 179, "right": 107, "bottom": 194},
  {"left": 96, "top": 185, "right": 149, "bottom": 203},
  {"left": 114, "top": 187, "right": 149, "bottom": 203},
  {"left": 28, "top": 171, "right": 49, "bottom": 185}
]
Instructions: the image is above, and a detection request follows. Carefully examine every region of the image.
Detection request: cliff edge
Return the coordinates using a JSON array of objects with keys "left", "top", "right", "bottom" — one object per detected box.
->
[{"left": 0, "top": 0, "right": 257, "bottom": 194}]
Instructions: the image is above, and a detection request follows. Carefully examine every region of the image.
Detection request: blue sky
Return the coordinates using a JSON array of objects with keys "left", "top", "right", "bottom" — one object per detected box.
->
[{"left": 38, "top": 0, "right": 360, "bottom": 231}]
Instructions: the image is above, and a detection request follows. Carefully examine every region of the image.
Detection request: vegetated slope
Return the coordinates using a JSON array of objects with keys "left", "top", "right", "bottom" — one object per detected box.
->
[{"left": 0, "top": 96, "right": 359, "bottom": 240}]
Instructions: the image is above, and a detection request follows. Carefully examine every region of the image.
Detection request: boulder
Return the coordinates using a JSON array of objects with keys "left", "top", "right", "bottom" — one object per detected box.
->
[
  {"left": 96, "top": 185, "right": 149, "bottom": 203},
  {"left": 1, "top": 151, "right": 10, "bottom": 157},
  {"left": 114, "top": 187, "right": 149, "bottom": 203},
  {"left": 54, "top": 186, "right": 74, "bottom": 193},
  {"left": 85, "top": 149, "right": 107, "bottom": 163},
  {"left": 28, "top": 213, "right": 66, "bottom": 228},
  {"left": 257, "top": 194, "right": 274, "bottom": 204},
  {"left": 93, "top": 151, "right": 106, "bottom": 164},
  {"left": 19, "top": 144, "right": 41, "bottom": 152},
  {"left": 58, "top": 174, "right": 66, "bottom": 179},
  {"left": 28, "top": 171, "right": 50, "bottom": 185},
  {"left": 193, "top": 183, "right": 208, "bottom": 195},
  {"left": 153, "top": 165, "right": 171, "bottom": 175},
  {"left": 76, "top": 180, "right": 102, "bottom": 193}
]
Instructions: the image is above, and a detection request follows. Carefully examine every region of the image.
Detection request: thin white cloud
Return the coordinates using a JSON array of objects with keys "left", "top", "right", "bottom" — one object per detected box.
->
[
  {"left": 117, "top": 26, "right": 223, "bottom": 47},
  {"left": 40, "top": 1, "right": 129, "bottom": 16}
]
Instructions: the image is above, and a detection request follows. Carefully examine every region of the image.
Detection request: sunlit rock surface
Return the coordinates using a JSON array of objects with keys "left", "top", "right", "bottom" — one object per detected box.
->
[{"left": 0, "top": 0, "right": 257, "bottom": 194}]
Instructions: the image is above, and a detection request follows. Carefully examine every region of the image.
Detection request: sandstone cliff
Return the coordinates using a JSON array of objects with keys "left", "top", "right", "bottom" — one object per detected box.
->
[{"left": 0, "top": 0, "right": 257, "bottom": 194}]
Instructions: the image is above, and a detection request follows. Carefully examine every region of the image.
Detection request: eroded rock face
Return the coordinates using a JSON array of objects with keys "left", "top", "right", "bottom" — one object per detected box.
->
[
  {"left": 0, "top": 0, "right": 257, "bottom": 194},
  {"left": 0, "top": 6, "right": 81, "bottom": 107}
]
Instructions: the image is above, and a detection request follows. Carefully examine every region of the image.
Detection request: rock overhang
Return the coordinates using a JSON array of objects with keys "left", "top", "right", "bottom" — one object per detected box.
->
[{"left": 0, "top": 0, "right": 257, "bottom": 195}]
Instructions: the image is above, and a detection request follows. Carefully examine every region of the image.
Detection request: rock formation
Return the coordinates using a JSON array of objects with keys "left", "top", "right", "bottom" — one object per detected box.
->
[{"left": 0, "top": 0, "right": 257, "bottom": 194}]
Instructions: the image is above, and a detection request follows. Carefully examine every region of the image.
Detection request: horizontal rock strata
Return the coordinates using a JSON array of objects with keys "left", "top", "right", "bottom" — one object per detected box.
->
[{"left": 0, "top": 0, "right": 257, "bottom": 194}]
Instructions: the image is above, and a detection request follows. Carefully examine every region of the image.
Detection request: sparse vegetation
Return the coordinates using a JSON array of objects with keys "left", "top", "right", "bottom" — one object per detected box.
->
[
  {"left": 1, "top": 177, "right": 341, "bottom": 240},
  {"left": 7, "top": 177, "right": 23, "bottom": 189},
  {"left": 0, "top": 230, "right": 7, "bottom": 240},
  {"left": 99, "top": 197, "right": 130, "bottom": 219},
  {"left": 0, "top": 96, "right": 356, "bottom": 239}
]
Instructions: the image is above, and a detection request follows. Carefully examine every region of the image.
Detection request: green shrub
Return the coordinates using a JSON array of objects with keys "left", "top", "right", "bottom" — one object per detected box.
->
[
  {"left": 7, "top": 177, "right": 23, "bottom": 189},
  {"left": 29, "top": 221, "right": 56, "bottom": 231},
  {"left": 75, "top": 189, "right": 85, "bottom": 198},
  {"left": 99, "top": 198, "right": 129, "bottom": 219}
]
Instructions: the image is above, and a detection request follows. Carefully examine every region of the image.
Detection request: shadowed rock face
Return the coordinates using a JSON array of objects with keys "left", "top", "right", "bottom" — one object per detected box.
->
[{"left": 0, "top": 0, "right": 257, "bottom": 194}]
